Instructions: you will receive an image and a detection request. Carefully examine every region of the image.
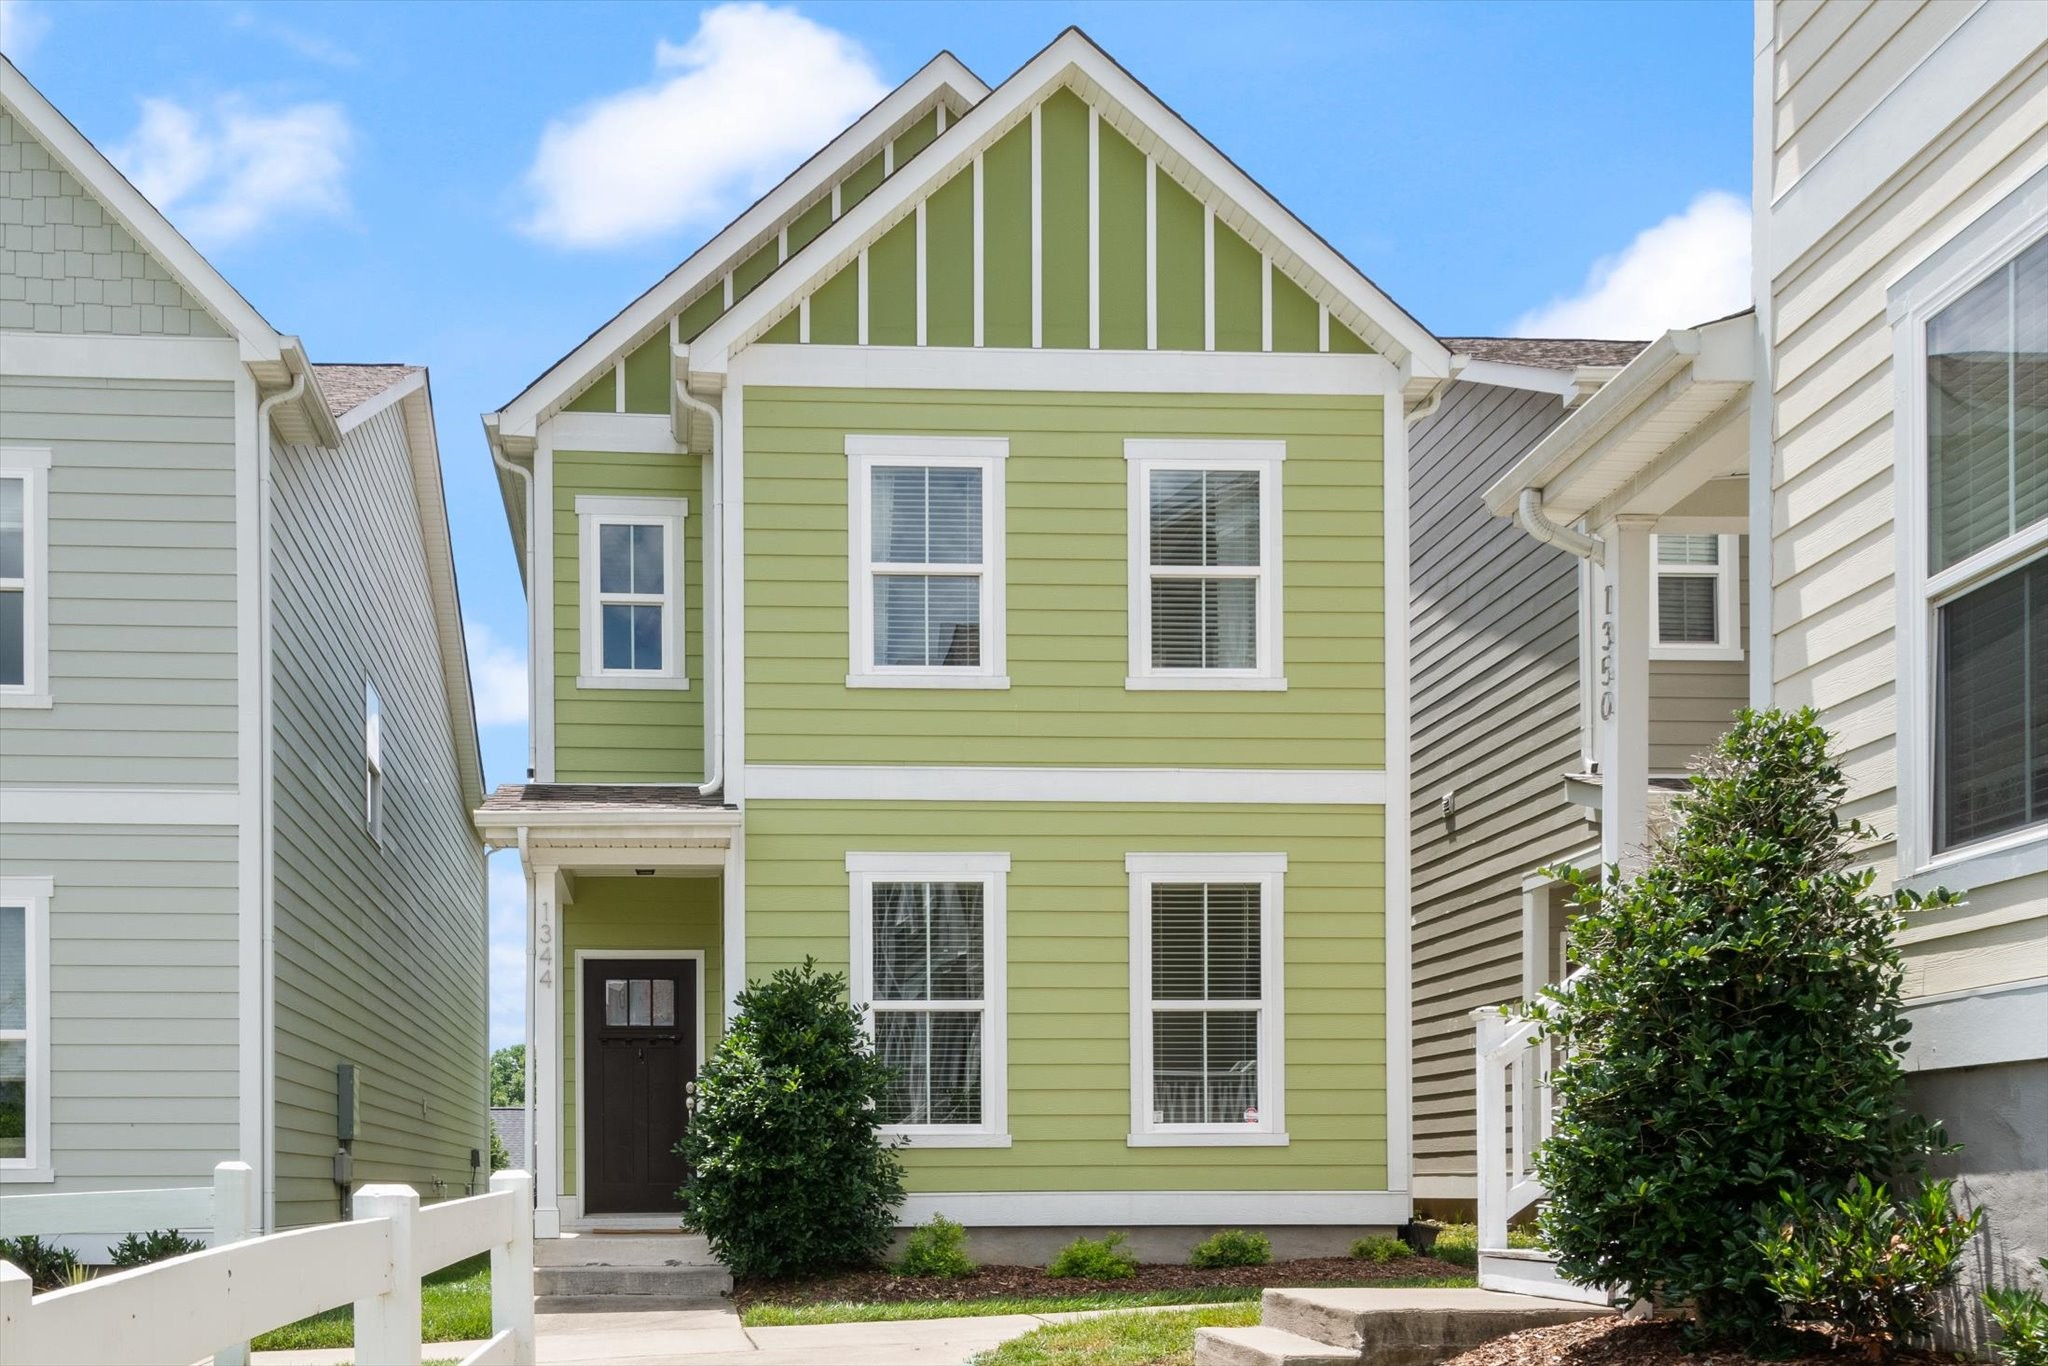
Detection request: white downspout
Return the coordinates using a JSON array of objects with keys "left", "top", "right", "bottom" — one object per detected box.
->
[
  {"left": 1516, "top": 487, "right": 1605, "bottom": 566},
  {"left": 488, "top": 435, "right": 538, "bottom": 780},
  {"left": 673, "top": 381, "right": 723, "bottom": 798}
]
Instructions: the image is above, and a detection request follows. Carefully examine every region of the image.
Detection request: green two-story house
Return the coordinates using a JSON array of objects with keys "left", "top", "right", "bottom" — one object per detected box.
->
[{"left": 478, "top": 29, "right": 1448, "bottom": 1256}]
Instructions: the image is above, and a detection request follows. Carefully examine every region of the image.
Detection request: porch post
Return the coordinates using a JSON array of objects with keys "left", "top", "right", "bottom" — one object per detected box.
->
[
  {"left": 1596, "top": 515, "right": 1654, "bottom": 876},
  {"left": 530, "top": 862, "right": 562, "bottom": 1238}
]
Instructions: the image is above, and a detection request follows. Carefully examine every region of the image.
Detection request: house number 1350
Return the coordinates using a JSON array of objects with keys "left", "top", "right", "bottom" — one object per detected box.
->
[{"left": 1598, "top": 584, "right": 1616, "bottom": 721}]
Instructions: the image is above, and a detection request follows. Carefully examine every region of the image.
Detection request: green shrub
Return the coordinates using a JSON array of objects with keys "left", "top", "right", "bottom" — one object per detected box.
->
[
  {"left": 898, "top": 1214, "right": 976, "bottom": 1278},
  {"left": 1189, "top": 1230, "right": 1270, "bottom": 1268},
  {"left": 488, "top": 1125, "right": 510, "bottom": 1172},
  {"left": 675, "top": 959, "right": 905, "bottom": 1279},
  {"left": 1761, "top": 1174, "right": 1980, "bottom": 1353},
  {"left": 1047, "top": 1232, "right": 1138, "bottom": 1280},
  {"left": 1986, "top": 1260, "right": 2048, "bottom": 1366},
  {"left": 108, "top": 1229, "right": 207, "bottom": 1268},
  {"left": 1527, "top": 709, "right": 1955, "bottom": 1349},
  {"left": 0, "top": 1234, "right": 79, "bottom": 1291},
  {"left": 1350, "top": 1235, "right": 1413, "bottom": 1264},
  {"left": 1429, "top": 1224, "right": 1477, "bottom": 1268}
]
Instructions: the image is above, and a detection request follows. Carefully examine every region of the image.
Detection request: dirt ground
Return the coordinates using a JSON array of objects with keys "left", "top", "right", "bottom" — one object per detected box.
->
[{"left": 1439, "top": 1315, "right": 1965, "bottom": 1366}]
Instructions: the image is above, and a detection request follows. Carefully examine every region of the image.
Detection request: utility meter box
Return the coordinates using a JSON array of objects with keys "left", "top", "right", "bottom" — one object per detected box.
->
[{"left": 336, "top": 1063, "right": 361, "bottom": 1143}]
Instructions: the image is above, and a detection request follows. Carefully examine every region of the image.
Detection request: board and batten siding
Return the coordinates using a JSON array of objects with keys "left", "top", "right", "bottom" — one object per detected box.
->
[
  {"left": 742, "top": 385, "right": 1385, "bottom": 769},
  {"left": 746, "top": 799, "right": 1387, "bottom": 1194},
  {"left": 0, "top": 375, "right": 240, "bottom": 787},
  {"left": 268, "top": 404, "right": 488, "bottom": 1228},
  {"left": 1407, "top": 379, "right": 1593, "bottom": 1199}
]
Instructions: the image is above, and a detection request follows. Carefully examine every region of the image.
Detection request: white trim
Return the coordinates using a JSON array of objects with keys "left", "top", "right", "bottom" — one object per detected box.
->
[
  {"left": 1518, "top": 848, "right": 1600, "bottom": 1005},
  {"left": 0, "top": 447, "right": 51, "bottom": 709},
  {"left": 1125, "top": 440, "right": 1286, "bottom": 688},
  {"left": 1088, "top": 107, "right": 1101, "bottom": 351},
  {"left": 535, "top": 441, "right": 557, "bottom": 781},
  {"left": 1203, "top": 207, "right": 1216, "bottom": 352},
  {"left": 846, "top": 852, "right": 1010, "bottom": 1146},
  {"left": 363, "top": 680, "right": 384, "bottom": 845},
  {"left": 915, "top": 200, "right": 928, "bottom": 348},
  {"left": 1030, "top": 104, "right": 1043, "bottom": 350},
  {"left": 1380, "top": 365, "right": 1413, "bottom": 1193},
  {"left": 546, "top": 413, "right": 682, "bottom": 456},
  {"left": 1647, "top": 532, "right": 1744, "bottom": 662},
  {"left": 613, "top": 363, "right": 626, "bottom": 413},
  {"left": 857, "top": 251, "right": 869, "bottom": 347},
  {"left": 569, "top": 948, "right": 707, "bottom": 1216},
  {"left": 738, "top": 343, "right": 1389, "bottom": 394},
  {"left": 0, "top": 876, "right": 53, "bottom": 1182},
  {"left": 0, "top": 333, "right": 241, "bottom": 382},
  {"left": 744, "top": 764, "right": 1386, "bottom": 804},
  {"left": 1145, "top": 157, "right": 1157, "bottom": 351},
  {"left": 1126, "top": 853, "right": 1286, "bottom": 1146},
  {"left": 1900, "top": 976, "right": 2048, "bottom": 1072},
  {"left": 1261, "top": 257, "right": 1273, "bottom": 353},
  {"left": 896, "top": 1188, "right": 1408, "bottom": 1227},
  {"left": 0, "top": 787, "right": 239, "bottom": 824},
  {"left": 1449, "top": 358, "right": 1576, "bottom": 397},
  {"left": 721, "top": 385, "right": 748, "bottom": 1012},
  {"left": 236, "top": 369, "right": 269, "bottom": 1229},
  {"left": 845, "top": 436, "right": 1008, "bottom": 686},
  {"left": 575, "top": 495, "right": 690, "bottom": 690},
  {"left": 972, "top": 153, "right": 985, "bottom": 349}
]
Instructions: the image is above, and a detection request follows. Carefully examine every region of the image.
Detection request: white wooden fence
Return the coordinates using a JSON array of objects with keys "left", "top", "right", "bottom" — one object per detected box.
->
[
  {"left": 1472, "top": 1005, "right": 1551, "bottom": 1258},
  {"left": 0, "top": 1168, "right": 535, "bottom": 1366}
]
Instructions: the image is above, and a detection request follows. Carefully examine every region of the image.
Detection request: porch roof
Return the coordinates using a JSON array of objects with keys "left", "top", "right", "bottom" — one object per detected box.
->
[{"left": 474, "top": 784, "right": 740, "bottom": 862}]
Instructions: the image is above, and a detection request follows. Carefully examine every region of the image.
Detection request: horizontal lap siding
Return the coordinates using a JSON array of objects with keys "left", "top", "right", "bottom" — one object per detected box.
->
[
  {"left": 743, "top": 386, "right": 1384, "bottom": 769},
  {"left": 746, "top": 800, "right": 1387, "bottom": 1193},
  {"left": 269, "top": 407, "right": 488, "bottom": 1228},
  {"left": 0, "top": 375, "right": 239, "bottom": 785}
]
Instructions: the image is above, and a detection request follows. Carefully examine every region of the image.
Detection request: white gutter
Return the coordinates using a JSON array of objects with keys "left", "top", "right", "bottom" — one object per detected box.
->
[
  {"left": 487, "top": 427, "right": 539, "bottom": 780},
  {"left": 1516, "top": 487, "right": 1605, "bottom": 566},
  {"left": 673, "top": 379, "right": 724, "bottom": 799}
]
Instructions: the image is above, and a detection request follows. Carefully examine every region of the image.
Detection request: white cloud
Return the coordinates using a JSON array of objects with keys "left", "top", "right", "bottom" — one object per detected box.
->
[
  {"left": 488, "top": 854, "right": 527, "bottom": 1051},
  {"left": 519, "top": 3, "right": 889, "bottom": 249},
  {"left": 466, "top": 619, "right": 528, "bottom": 728},
  {"left": 111, "top": 95, "right": 352, "bottom": 246},
  {"left": 227, "top": 8, "right": 359, "bottom": 69},
  {"left": 1513, "top": 191, "right": 1752, "bottom": 340},
  {"left": 0, "top": 0, "right": 49, "bottom": 60}
]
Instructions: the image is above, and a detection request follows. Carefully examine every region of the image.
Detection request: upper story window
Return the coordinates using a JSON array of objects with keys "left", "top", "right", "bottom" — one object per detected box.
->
[
  {"left": 1, "top": 877, "right": 52, "bottom": 1182},
  {"left": 1649, "top": 533, "right": 1742, "bottom": 662},
  {"left": 0, "top": 448, "right": 50, "bottom": 710},
  {"left": 364, "top": 681, "right": 384, "bottom": 844},
  {"left": 1125, "top": 440, "right": 1285, "bottom": 690},
  {"left": 845, "top": 436, "right": 1008, "bottom": 689},
  {"left": 576, "top": 495, "right": 689, "bottom": 692}
]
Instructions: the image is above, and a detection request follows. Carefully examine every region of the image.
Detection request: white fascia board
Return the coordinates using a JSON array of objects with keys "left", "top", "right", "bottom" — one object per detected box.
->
[
  {"left": 493, "top": 53, "right": 990, "bottom": 439},
  {"left": 746, "top": 764, "right": 1386, "bottom": 804},
  {"left": 1451, "top": 357, "right": 1575, "bottom": 397},
  {"left": 547, "top": 412, "right": 685, "bottom": 455},
  {"left": 0, "top": 57, "right": 281, "bottom": 360},
  {"left": 688, "top": 29, "right": 1447, "bottom": 380},
  {"left": 333, "top": 368, "right": 427, "bottom": 435}
]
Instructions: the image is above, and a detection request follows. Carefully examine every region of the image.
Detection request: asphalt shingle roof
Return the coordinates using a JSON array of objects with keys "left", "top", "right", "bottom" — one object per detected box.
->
[
  {"left": 1442, "top": 337, "right": 1651, "bottom": 370},
  {"left": 310, "top": 363, "right": 419, "bottom": 418},
  {"left": 479, "top": 783, "right": 730, "bottom": 813}
]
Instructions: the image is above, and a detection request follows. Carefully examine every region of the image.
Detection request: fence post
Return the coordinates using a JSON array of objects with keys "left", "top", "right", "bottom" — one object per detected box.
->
[
  {"left": 210, "top": 1161, "right": 257, "bottom": 1366},
  {"left": 490, "top": 1170, "right": 536, "bottom": 1364},
  {"left": 1472, "top": 1009, "right": 1509, "bottom": 1256},
  {"left": 0, "top": 1261, "right": 33, "bottom": 1366},
  {"left": 353, "top": 1185, "right": 421, "bottom": 1366}
]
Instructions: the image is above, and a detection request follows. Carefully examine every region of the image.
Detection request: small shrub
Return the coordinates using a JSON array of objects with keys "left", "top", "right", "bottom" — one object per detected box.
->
[
  {"left": 1190, "top": 1229, "right": 1270, "bottom": 1268},
  {"left": 1047, "top": 1232, "right": 1137, "bottom": 1280},
  {"left": 1986, "top": 1260, "right": 2048, "bottom": 1366},
  {"left": 0, "top": 1234, "right": 79, "bottom": 1291},
  {"left": 898, "top": 1214, "right": 976, "bottom": 1278},
  {"left": 108, "top": 1229, "right": 206, "bottom": 1268},
  {"left": 488, "top": 1125, "right": 510, "bottom": 1172},
  {"left": 1761, "top": 1174, "right": 1980, "bottom": 1354},
  {"left": 1350, "top": 1234, "right": 1413, "bottom": 1264},
  {"left": 1430, "top": 1224, "right": 1477, "bottom": 1268}
]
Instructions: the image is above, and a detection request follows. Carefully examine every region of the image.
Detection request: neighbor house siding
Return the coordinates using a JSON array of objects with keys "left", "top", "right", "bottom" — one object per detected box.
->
[{"left": 268, "top": 403, "right": 488, "bottom": 1227}]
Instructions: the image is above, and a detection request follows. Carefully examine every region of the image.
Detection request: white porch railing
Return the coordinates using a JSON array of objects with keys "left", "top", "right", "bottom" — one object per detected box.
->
[
  {"left": 1471, "top": 1005, "right": 1552, "bottom": 1257},
  {"left": 0, "top": 1168, "right": 535, "bottom": 1366}
]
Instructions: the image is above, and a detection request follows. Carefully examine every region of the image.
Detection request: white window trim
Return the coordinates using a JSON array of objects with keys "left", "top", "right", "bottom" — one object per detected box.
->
[
  {"left": 364, "top": 680, "right": 384, "bottom": 846},
  {"left": 576, "top": 494, "right": 690, "bottom": 691},
  {"left": 844, "top": 435, "right": 1009, "bottom": 689},
  {"left": 846, "top": 851, "right": 1010, "bottom": 1147},
  {"left": 1, "top": 876, "right": 54, "bottom": 1183},
  {"left": 0, "top": 448, "right": 52, "bottom": 709},
  {"left": 1125, "top": 852, "right": 1286, "bottom": 1146},
  {"left": 1124, "top": 440, "right": 1286, "bottom": 690},
  {"left": 1890, "top": 175, "right": 2048, "bottom": 893},
  {"left": 1647, "top": 532, "right": 1743, "bottom": 662}
]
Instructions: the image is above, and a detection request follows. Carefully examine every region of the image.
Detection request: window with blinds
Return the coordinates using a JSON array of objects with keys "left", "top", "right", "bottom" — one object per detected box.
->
[
  {"left": 1937, "top": 556, "right": 2046, "bottom": 851},
  {"left": 1649, "top": 533, "right": 1740, "bottom": 660}
]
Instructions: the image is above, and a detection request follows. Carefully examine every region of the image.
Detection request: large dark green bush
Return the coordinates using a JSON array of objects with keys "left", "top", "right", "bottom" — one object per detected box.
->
[
  {"left": 1529, "top": 708, "right": 1953, "bottom": 1348},
  {"left": 675, "top": 959, "right": 904, "bottom": 1279}
]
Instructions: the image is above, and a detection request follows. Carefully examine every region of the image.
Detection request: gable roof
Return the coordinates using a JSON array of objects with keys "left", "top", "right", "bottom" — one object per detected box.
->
[
  {"left": 687, "top": 28, "right": 1449, "bottom": 386},
  {"left": 312, "top": 363, "right": 422, "bottom": 417},
  {"left": 1444, "top": 338, "right": 1650, "bottom": 370}
]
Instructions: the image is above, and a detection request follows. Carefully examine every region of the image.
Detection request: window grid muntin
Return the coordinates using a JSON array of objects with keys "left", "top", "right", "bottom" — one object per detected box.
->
[
  {"left": 847, "top": 442, "right": 1006, "bottom": 683},
  {"left": 592, "top": 517, "right": 672, "bottom": 674},
  {"left": 866, "top": 463, "right": 988, "bottom": 672}
]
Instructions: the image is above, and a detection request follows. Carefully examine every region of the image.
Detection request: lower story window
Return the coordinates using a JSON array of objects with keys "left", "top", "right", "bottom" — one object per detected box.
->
[
  {"left": 1937, "top": 554, "right": 2047, "bottom": 851},
  {"left": 0, "top": 877, "right": 49, "bottom": 1178}
]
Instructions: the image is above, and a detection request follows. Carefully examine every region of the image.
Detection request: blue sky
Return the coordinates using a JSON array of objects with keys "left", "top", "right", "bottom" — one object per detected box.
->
[{"left": 1, "top": 0, "right": 1752, "bottom": 1051}]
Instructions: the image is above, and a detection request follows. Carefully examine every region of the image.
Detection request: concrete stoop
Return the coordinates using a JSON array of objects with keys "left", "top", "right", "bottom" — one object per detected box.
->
[
  {"left": 1194, "top": 1287, "right": 1613, "bottom": 1366},
  {"left": 534, "top": 1232, "right": 732, "bottom": 1311}
]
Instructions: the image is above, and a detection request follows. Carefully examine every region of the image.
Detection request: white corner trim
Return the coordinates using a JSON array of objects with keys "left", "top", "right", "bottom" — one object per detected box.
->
[
  {"left": 0, "top": 876, "right": 53, "bottom": 1183},
  {"left": 734, "top": 343, "right": 1390, "bottom": 396},
  {"left": 1381, "top": 365, "right": 1414, "bottom": 1193},
  {"left": 746, "top": 765, "right": 1385, "bottom": 805},
  {"left": 549, "top": 412, "right": 686, "bottom": 455},
  {"left": 0, "top": 787, "right": 240, "bottom": 825},
  {"left": 894, "top": 1189, "right": 1410, "bottom": 1228}
]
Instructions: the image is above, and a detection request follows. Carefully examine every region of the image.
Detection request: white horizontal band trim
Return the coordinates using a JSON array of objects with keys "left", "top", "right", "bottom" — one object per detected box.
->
[
  {"left": 888, "top": 1132, "right": 1013, "bottom": 1149},
  {"left": 575, "top": 674, "right": 691, "bottom": 692},
  {"left": 845, "top": 674, "right": 1011, "bottom": 690},
  {"left": 1126, "top": 852, "right": 1287, "bottom": 875},
  {"left": 0, "top": 787, "right": 238, "bottom": 825},
  {"left": 550, "top": 412, "right": 683, "bottom": 454},
  {"left": 845, "top": 851, "right": 1012, "bottom": 874},
  {"left": 0, "top": 333, "right": 240, "bottom": 382},
  {"left": 845, "top": 434, "right": 1010, "bottom": 460},
  {"left": 1126, "top": 1131, "right": 1290, "bottom": 1147},
  {"left": 1123, "top": 439, "right": 1286, "bottom": 464},
  {"left": 573, "top": 494, "right": 689, "bottom": 518},
  {"left": 1902, "top": 976, "right": 2048, "bottom": 1072},
  {"left": 895, "top": 1189, "right": 1408, "bottom": 1227},
  {"left": 734, "top": 344, "right": 1393, "bottom": 396},
  {"left": 745, "top": 765, "right": 1386, "bottom": 805},
  {"left": 1126, "top": 676, "right": 1288, "bottom": 692}
]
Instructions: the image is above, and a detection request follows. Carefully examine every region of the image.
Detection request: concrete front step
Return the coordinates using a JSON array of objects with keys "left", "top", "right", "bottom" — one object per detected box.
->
[
  {"left": 536, "top": 1232, "right": 719, "bottom": 1268},
  {"left": 535, "top": 1263, "right": 733, "bottom": 1300},
  {"left": 1196, "top": 1324, "right": 1361, "bottom": 1366},
  {"left": 1204, "top": 1287, "right": 1610, "bottom": 1366}
]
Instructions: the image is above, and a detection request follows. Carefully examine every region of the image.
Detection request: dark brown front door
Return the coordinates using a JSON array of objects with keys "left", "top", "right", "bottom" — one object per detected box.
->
[{"left": 583, "top": 957, "right": 696, "bottom": 1215}]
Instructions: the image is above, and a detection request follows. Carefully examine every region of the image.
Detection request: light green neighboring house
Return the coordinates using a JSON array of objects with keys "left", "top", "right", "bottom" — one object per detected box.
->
[
  {"left": 0, "top": 57, "right": 489, "bottom": 1248},
  {"left": 479, "top": 29, "right": 1448, "bottom": 1256}
]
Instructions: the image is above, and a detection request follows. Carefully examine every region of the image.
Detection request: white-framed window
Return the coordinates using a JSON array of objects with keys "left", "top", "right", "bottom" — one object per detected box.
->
[
  {"left": 1125, "top": 440, "right": 1285, "bottom": 690},
  {"left": 0, "top": 877, "right": 53, "bottom": 1182},
  {"left": 0, "top": 447, "right": 51, "bottom": 709},
  {"left": 847, "top": 852, "right": 1009, "bottom": 1146},
  {"left": 576, "top": 495, "right": 689, "bottom": 691},
  {"left": 1125, "top": 853, "right": 1285, "bottom": 1146},
  {"left": 1648, "top": 533, "right": 1742, "bottom": 662},
  {"left": 1892, "top": 174, "right": 2047, "bottom": 890},
  {"left": 844, "top": 435, "right": 1008, "bottom": 688},
  {"left": 364, "top": 680, "right": 384, "bottom": 844}
]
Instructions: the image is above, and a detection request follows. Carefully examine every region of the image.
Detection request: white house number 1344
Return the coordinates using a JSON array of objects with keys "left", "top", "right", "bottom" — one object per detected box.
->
[{"left": 538, "top": 919, "right": 552, "bottom": 987}]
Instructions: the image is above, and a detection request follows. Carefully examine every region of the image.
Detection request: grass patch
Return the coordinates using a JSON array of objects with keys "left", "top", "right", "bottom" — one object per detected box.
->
[
  {"left": 740, "top": 1276, "right": 1476, "bottom": 1327},
  {"left": 969, "top": 1303, "right": 1261, "bottom": 1366},
  {"left": 248, "top": 1253, "right": 491, "bottom": 1352}
]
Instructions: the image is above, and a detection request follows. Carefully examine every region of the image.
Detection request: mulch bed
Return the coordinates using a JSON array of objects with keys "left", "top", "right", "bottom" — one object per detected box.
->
[
  {"left": 1440, "top": 1316, "right": 1965, "bottom": 1366},
  {"left": 731, "top": 1254, "right": 1471, "bottom": 1308}
]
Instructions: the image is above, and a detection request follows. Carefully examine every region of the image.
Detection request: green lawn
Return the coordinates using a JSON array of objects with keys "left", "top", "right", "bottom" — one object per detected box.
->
[
  {"left": 248, "top": 1253, "right": 492, "bottom": 1352},
  {"left": 741, "top": 1276, "right": 1476, "bottom": 1327},
  {"left": 969, "top": 1304, "right": 1262, "bottom": 1366}
]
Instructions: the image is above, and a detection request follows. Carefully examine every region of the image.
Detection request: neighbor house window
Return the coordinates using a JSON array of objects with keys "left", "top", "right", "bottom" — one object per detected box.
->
[
  {"left": 576, "top": 495, "right": 688, "bottom": 691},
  {"left": 845, "top": 436, "right": 1008, "bottom": 688},
  {"left": 847, "top": 852, "right": 1008, "bottom": 1145},
  {"left": 1125, "top": 440, "right": 1284, "bottom": 689},
  {"left": 0, "top": 877, "right": 52, "bottom": 1181},
  {"left": 364, "top": 681, "right": 384, "bottom": 843},
  {"left": 1649, "top": 533, "right": 1742, "bottom": 661},
  {"left": 0, "top": 448, "right": 50, "bottom": 709},
  {"left": 1126, "top": 853, "right": 1285, "bottom": 1145}
]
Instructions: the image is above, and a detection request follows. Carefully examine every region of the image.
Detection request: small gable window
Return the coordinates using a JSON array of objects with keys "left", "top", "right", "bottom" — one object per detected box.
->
[{"left": 576, "top": 496, "right": 689, "bottom": 691}]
